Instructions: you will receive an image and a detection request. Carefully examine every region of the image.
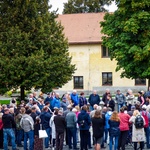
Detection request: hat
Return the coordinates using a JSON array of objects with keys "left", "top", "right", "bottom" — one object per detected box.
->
[
  {"left": 131, "top": 106, "right": 135, "bottom": 110},
  {"left": 142, "top": 105, "right": 147, "bottom": 110}
]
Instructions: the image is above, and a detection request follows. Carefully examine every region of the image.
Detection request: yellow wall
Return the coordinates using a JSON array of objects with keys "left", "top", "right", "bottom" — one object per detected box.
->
[{"left": 59, "top": 44, "right": 147, "bottom": 91}]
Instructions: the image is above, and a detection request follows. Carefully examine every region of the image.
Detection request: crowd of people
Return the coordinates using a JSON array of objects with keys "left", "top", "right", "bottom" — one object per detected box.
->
[{"left": 0, "top": 88, "right": 150, "bottom": 150}]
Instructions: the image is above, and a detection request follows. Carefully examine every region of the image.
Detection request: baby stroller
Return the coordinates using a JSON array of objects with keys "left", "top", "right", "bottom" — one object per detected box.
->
[{"left": 125, "top": 126, "right": 134, "bottom": 148}]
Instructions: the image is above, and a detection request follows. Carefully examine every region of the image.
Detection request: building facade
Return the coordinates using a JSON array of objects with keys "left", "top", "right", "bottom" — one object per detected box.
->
[{"left": 56, "top": 13, "right": 147, "bottom": 94}]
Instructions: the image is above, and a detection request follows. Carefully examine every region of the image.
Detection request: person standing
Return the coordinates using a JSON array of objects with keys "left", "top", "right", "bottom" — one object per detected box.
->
[
  {"left": 2, "top": 108, "right": 18, "bottom": 150},
  {"left": 79, "top": 92, "right": 87, "bottom": 108},
  {"left": 49, "top": 109, "right": 59, "bottom": 150},
  {"left": 66, "top": 107, "right": 78, "bottom": 149},
  {"left": 88, "top": 90, "right": 100, "bottom": 111},
  {"left": 91, "top": 110, "right": 105, "bottom": 150},
  {"left": 77, "top": 105, "right": 91, "bottom": 150},
  {"left": 20, "top": 109, "right": 34, "bottom": 150},
  {"left": 129, "top": 110, "right": 145, "bottom": 150},
  {"left": 102, "top": 89, "right": 110, "bottom": 107},
  {"left": 115, "top": 90, "right": 126, "bottom": 112},
  {"left": 107, "top": 95, "right": 115, "bottom": 111},
  {"left": 40, "top": 106, "right": 52, "bottom": 149},
  {"left": 118, "top": 107, "right": 130, "bottom": 150},
  {"left": 34, "top": 117, "right": 43, "bottom": 150},
  {"left": 0, "top": 112, "right": 3, "bottom": 149},
  {"left": 109, "top": 111, "right": 120, "bottom": 150},
  {"left": 71, "top": 90, "right": 79, "bottom": 107},
  {"left": 54, "top": 110, "right": 66, "bottom": 150}
]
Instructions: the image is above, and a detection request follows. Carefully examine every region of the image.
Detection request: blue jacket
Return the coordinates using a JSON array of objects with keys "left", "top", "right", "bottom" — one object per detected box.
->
[
  {"left": 77, "top": 110, "right": 91, "bottom": 130},
  {"left": 105, "top": 111, "right": 112, "bottom": 129},
  {"left": 109, "top": 120, "right": 120, "bottom": 136},
  {"left": 40, "top": 111, "right": 51, "bottom": 129},
  {"left": 52, "top": 97, "right": 61, "bottom": 108},
  {"left": 71, "top": 93, "right": 79, "bottom": 107}
]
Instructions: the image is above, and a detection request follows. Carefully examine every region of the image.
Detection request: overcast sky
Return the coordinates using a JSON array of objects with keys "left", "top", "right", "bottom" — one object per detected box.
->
[{"left": 49, "top": 0, "right": 117, "bottom": 14}]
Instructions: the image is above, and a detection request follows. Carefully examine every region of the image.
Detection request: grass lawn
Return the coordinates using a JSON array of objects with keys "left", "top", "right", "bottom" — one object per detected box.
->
[{"left": 0, "top": 100, "right": 11, "bottom": 105}]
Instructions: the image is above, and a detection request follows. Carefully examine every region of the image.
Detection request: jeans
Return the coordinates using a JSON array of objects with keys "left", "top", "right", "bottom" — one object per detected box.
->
[
  {"left": 16, "top": 129, "right": 23, "bottom": 145},
  {"left": 118, "top": 103, "right": 124, "bottom": 112},
  {"left": 104, "top": 128, "right": 109, "bottom": 143},
  {"left": 67, "top": 127, "right": 77, "bottom": 149},
  {"left": 3, "top": 128, "right": 16, "bottom": 150},
  {"left": 109, "top": 135, "right": 119, "bottom": 150},
  {"left": 145, "top": 127, "right": 150, "bottom": 148},
  {"left": 24, "top": 130, "right": 34, "bottom": 150},
  {"left": 45, "top": 127, "right": 51, "bottom": 148}
]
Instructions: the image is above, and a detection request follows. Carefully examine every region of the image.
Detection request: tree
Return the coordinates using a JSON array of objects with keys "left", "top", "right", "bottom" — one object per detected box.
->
[
  {"left": 0, "top": 0, "right": 76, "bottom": 100},
  {"left": 63, "top": 0, "right": 112, "bottom": 14},
  {"left": 100, "top": 0, "right": 150, "bottom": 87}
]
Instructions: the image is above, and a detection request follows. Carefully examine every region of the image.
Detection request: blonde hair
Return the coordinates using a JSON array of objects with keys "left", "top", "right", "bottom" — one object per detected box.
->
[{"left": 133, "top": 110, "right": 140, "bottom": 116}]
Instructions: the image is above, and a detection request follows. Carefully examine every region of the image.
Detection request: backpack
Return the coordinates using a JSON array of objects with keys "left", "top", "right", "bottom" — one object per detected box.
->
[
  {"left": 134, "top": 115, "right": 144, "bottom": 129},
  {"left": 142, "top": 111, "right": 149, "bottom": 128}
]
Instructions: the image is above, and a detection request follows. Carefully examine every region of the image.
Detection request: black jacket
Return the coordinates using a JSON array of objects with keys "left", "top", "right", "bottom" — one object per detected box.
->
[
  {"left": 91, "top": 117, "right": 105, "bottom": 139},
  {"left": 2, "top": 113, "right": 16, "bottom": 129},
  {"left": 54, "top": 114, "right": 66, "bottom": 133}
]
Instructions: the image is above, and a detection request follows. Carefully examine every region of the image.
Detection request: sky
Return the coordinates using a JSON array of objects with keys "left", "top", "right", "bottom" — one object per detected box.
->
[{"left": 49, "top": 0, "right": 118, "bottom": 14}]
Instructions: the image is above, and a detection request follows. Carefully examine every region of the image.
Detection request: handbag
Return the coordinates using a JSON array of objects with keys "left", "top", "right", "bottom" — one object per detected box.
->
[
  {"left": 39, "top": 124, "right": 48, "bottom": 138},
  {"left": 39, "top": 130, "right": 48, "bottom": 138}
]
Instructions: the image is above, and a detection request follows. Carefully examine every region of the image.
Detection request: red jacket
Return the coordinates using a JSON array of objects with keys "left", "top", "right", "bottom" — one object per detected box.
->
[
  {"left": 0, "top": 119, "right": 3, "bottom": 130},
  {"left": 118, "top": 112, "right": 130, "bottom": 131}
]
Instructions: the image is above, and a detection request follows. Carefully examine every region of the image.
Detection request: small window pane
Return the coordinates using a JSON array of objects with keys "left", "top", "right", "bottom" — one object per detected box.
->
[
  {"left": 102, "top": 72, "right": 112, "bottom": 85},
  {"left": 135, "top": 78, "right": 146, "bottom": 85},
  {"left": 74, "top": 76, "right": 83, "bottom": 89},
  {"left": 101, "top": 46, "right": 110, "bottom": 58}
]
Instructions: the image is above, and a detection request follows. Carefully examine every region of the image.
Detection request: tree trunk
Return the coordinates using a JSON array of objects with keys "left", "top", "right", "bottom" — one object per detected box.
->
[{"left": 20, "top": 86, "right": 25, "bottom": 101}]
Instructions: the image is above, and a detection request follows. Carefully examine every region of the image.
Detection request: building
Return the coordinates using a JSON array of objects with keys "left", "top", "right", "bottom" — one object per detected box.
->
[{"left": 56, "top": 13, "right": 147, "bottom": 94}]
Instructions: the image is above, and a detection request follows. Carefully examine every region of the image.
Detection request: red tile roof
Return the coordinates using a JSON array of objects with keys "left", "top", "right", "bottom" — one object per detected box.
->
[{"left": 57, "top": 13, "right": 105, "bottom": 44}]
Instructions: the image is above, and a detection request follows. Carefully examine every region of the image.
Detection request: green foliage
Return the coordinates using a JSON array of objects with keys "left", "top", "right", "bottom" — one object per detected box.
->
[
  {"left": 63, "top": 0, "right": 112, "bottom": 14},
  {"left": 0, "top": 0, "right": 76, "bottom": 98},
  {"left": 100, "top": 0, "right": 150, "bottom": 80}
]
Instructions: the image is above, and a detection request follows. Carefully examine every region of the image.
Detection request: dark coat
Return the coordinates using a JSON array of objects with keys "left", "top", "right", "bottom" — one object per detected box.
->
[
  {"left": 108, "top": 120, "right": 120, "bottom": 136},
  {"left": 40, "top": 111, "right": 51, "bottom": 129},
  {"left": 54, "top": 114, "right": 66, "bottom": 133},
  {"left": 88, "top": 94, "right": 100, "bottom": 107},
  {"left": 77, "top": 110, "right": 91, "bottom": 130},
  {"left": 91, "top": 117, "right": 105, "bottom": 139}
]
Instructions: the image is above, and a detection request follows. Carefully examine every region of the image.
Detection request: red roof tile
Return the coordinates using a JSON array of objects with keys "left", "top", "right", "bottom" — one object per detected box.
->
[{"left": 57, "top": 13, "right": 105, "bottom": 44}]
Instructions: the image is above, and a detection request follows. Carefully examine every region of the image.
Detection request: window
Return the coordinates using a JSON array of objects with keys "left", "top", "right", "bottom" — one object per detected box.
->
[
  {"left": 73, "top": 76, "right": 83, "bottom": 89},
  {"left": 101, "top": 46, "right": 110, "bottom": 57},
  {"left": 102, "top": 72, "right": 112, "bottom": 85},
  {"left": 135, "top": 78, "right": 146, "bottom": 85}
]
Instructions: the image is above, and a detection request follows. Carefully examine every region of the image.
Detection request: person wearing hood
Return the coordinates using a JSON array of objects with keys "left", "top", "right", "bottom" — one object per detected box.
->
[
  {"left": 77, "top": 105, "right": 91, "bottom": 150},
  {"left": 20, "top": 108, "right": 34, "bottom": 150}
]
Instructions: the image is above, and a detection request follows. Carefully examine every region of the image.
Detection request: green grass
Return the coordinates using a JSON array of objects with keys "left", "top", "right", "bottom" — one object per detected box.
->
[{"left": 0, "top": 100, "right": 11, "bottom": 105}]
